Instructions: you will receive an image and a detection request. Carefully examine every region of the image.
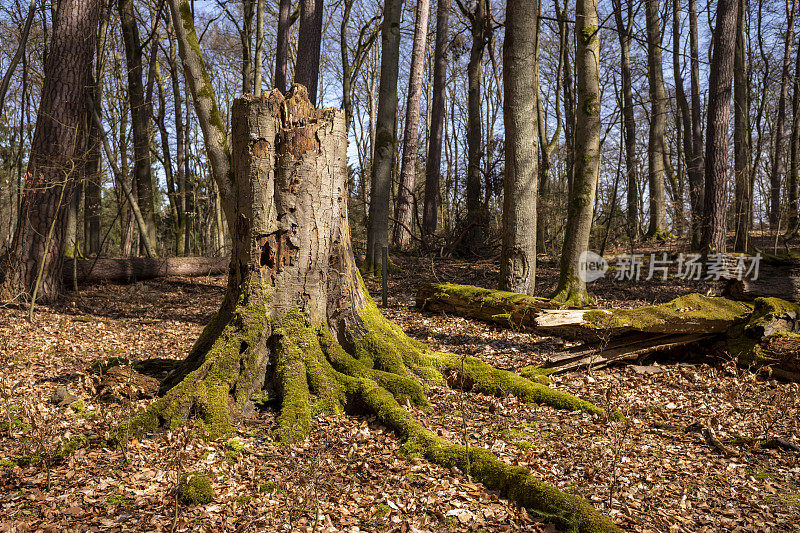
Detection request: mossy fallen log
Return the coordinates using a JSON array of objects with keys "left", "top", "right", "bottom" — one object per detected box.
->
[
  {"left": 535, "top": 293, "right": 752, "bottom": 341},
  {"left": 416, "top": 282, "right": 558, "bottom": 330},
  {"left": 724, "top": 298, "right": 800, "bottom": 381},
  {"left": 63, "top": 257, "right": 228, "bottom": 284}
]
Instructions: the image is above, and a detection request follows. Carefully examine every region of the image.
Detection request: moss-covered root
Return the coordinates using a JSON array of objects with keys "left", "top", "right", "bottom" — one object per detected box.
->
[
  {"left": 352, "top": 378, "right": 619, "bottom": 533},
  {"left": 272, "top": 310, "right": 345, "bottom": 442},
  {"left": 119, "top": 299, "right": 273, "bottom": 440},
  {"left": 431, "top": 353, "right": 604, "bottom": 416},
  {"left": 551, "top": 285, "right": 595, "bottom": 308}
]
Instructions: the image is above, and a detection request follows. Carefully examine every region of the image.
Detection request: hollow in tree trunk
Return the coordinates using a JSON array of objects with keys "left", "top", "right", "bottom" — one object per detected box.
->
[{"left": 124, "top": 87, "right": 616, "bottom": 531}]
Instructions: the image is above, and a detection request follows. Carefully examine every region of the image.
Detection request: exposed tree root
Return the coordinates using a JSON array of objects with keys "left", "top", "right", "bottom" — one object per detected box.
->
[
  {"left": 119, "top": 89, "right": 619, "bottom": 531},
  {"left": 121, "top": 298, "right": 615, "bottom": 531}
]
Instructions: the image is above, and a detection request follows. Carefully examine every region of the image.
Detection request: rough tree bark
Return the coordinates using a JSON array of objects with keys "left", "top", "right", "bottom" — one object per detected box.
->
[
  {"left": 644, "top": 0, "right": 668, "bottom": 239},
  {"left": 392, "top": 0, "right": 430, "bottom": 250},
  {"left": 119, "top": 0, "right": 158, "bottom": 255},
  {"left": 499, "top": 0, "right": 538, "bottom": 295},
  {"left": 701, "top": 0, "right": 739, "bottom": 254},
  {"left": 125, "top": 88, "right": 616, "bottom": 532},
  {"left": 0, "top": 0, "right": 101, "bottom": 302},
  {"left": 769, "top": 0, "right": 797, "bottom": 228},
  {"left": 295, "top": 0, "right": 324, "bottom": 105},
  {"left": 422, "top": 0, "right": 449, "bottom": 238},
  {"left": 365, "top": 0, "right": 403, "bottom": 273},
  {"left": 551, "top": 0, "right": 601, "bottom": 307},
  {"left": 733, "top": 0, "right": 751, "bottom": 250}
]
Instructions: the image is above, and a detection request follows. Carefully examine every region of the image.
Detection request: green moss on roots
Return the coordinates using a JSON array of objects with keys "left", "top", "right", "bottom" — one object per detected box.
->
[{"left": 125, "top": 288, "right": 614, "bottom": 528}]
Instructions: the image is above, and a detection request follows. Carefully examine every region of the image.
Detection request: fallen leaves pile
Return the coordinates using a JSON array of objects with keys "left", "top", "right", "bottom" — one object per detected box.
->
[{"left": 0, "top": 256, "right": 798, "bottom": 532}]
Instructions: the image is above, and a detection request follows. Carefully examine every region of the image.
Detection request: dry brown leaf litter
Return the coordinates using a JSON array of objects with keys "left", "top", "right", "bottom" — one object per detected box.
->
[{"left": 0, "top": 257, "right": 796, "bottom": 532}]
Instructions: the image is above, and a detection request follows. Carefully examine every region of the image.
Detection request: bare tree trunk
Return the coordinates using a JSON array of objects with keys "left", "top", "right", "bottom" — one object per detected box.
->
[
  {"left": 295, "top": 0, "right": 324, "bottom": 105},
  {"left": 0, "top": 0, "right": 37, "bottom": 116},
  {"left": 673, "top": 0, "right": 699, "bottom": 246},
  {"left": 463, "top": 0, "right": 489, "bottom": 252},
  {"left": 769, "top": 0, "right": 797, "bottom": 228},
  {"left": 119, "top": 0, "right": 157, "bottom": 256},
  {"left": 275, "top": 0, "right": 292, "bottom": 93},
  {"left": 733, "top": 0, "right": 751, "bottom": 249},
  {"left": 701, "top": 0, "right": 739, "bottom": 254},
  {"left": 500, "top": 0, "right": 538, "bottom": 295},
  {"left": 253, "top": 0, "right": 265, "bottom": 96},
  {"left": 393, "top": 0, "right": 430, "bottom": 249},
  {"left": 688, "top": 0, "right": 705, "bottom": 248},
  {"left": 614, "top": 0, "right": 638, "bottom": 240},
  {"left": 560, "top": 0, "right": 576, "bottom": 197},
  {"left": 422, "top": 0, "right": 449, "bottom": 237},
  {"left": 552, "top": 0, "right": 600, "bottom": 306},
  {"left": 0, "top": 0, "right": 101, "bottom": 302},
  {"left": 536, "top": 2, "right": 565, "bottom": 254},
  {"left": 241, "top": 0, "right": 254, "bottom": 94},
  {"left": 167, "top": 0, "right": 234, "bottom": 231},
  {"left": 84, "top": 4, "right": 109, "bottom": 257},
  {"left": 789, "top": 23, "right": 800, "bottom": 234},
  {"left": 645, "top": 0, "right": 668, "bottom": 239},
  {"left": 365, "top": 0, "right": 403, "bottom": 272}
]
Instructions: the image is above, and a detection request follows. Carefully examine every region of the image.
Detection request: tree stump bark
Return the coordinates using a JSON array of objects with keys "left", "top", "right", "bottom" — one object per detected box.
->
[{"left": 123, "top": 86, "right": 617, "bottom": 531}]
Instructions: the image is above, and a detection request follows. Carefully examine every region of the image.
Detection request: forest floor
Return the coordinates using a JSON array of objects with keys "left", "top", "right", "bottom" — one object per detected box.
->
[{"left": 0, "top": 247, "right": 799, "bottom": 532}]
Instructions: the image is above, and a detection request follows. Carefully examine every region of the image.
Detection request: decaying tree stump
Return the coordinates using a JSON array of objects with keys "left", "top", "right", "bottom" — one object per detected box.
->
[
  {"left": 122, "top": 87, "right": 617, "bottom": 531},
  {"left": 63, "top": 257, "right": 228, "bottom": 284}
]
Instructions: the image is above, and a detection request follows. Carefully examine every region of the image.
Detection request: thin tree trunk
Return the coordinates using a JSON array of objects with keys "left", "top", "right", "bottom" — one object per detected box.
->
[
  {"left": 422, "top": 0, "right": 449, "bottom": 237},
  {"left": 560, "top": 0, "right": 576, "bottom": 198},
  {"left": 769, "top": 0, "right": 797, "bottom": 228},
  {"left": 393, "top": 0, "right": 430, "bottom": 249},
  {"left": 364, "top": 0, "right": 403, "bottom": 272},
  {"left": 645, "top": 0, "right": 668, "bottom": 239},
  {"left": 733, "top": 0, "right": 751, "bottom": 249},
  {"left": 254, "top": 0, "right": 265, "bottom": 95},
  {"left": 120, "top": 0, "right": 158, "bottom": 256},
  {"left": 84, "top": 2, "right": 110, "bottom": 257},
  {"left": 463, "top": 0, "right": 489, "bottom": 252},
  {"left": 0, "top": 0, "right": 37, "bottom": 116},
  {"left": 536, "top": 3, "right": 565, "bottom": 254},
  {"left": 242, "top": 0, "right": 254, "bottom": 94},
  {"left": 614, "top": 0, "right": 639, "bottom": 241},
  {"left": 552, "top": 0, "right": 600, "bottom": 306},
  {"left": 0, "top": 0, "right": 101, "bottom": 301},
  {"left": 295, "top": 0, "right": 324, "bottom": 105},
  {"left": 789, "top": 23, "right": 800, "bottom": 234},
  {"left": 275, "top": 0, "right": 292, "bottom": 93},
  {"left": 688, "top": 0, "right": 705, "bottom": 248},
  {"left": 701, "top": 0, "right": 739, "bottom": 254},
  {"left": 499, "top": 0, "right": 538, "bottom": 295},
  {"left": 167, "top": 0, "right": 234, "bottom": 231}
]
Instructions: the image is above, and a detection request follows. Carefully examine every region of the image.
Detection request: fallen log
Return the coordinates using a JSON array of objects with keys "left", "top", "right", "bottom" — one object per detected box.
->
[
  {"left": 416, "top": 282, "right": 557, "bottom": 330},
  {"left": 724, "top": 297, "right": 800, "bottom": 381},
  {"left": 63, "top": 257, "right": 229, "bottom": 285},
  {"left": 534, "top": 293, "right": 752, "bottom": 341},
  {"left": 724, "top": 254, "right": 800, "bottom": 302}
]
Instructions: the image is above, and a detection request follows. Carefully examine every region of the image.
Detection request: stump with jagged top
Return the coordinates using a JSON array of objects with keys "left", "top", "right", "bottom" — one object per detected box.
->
[{"left": 121, "top": 86, "right": 617, "bottom": 531}]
